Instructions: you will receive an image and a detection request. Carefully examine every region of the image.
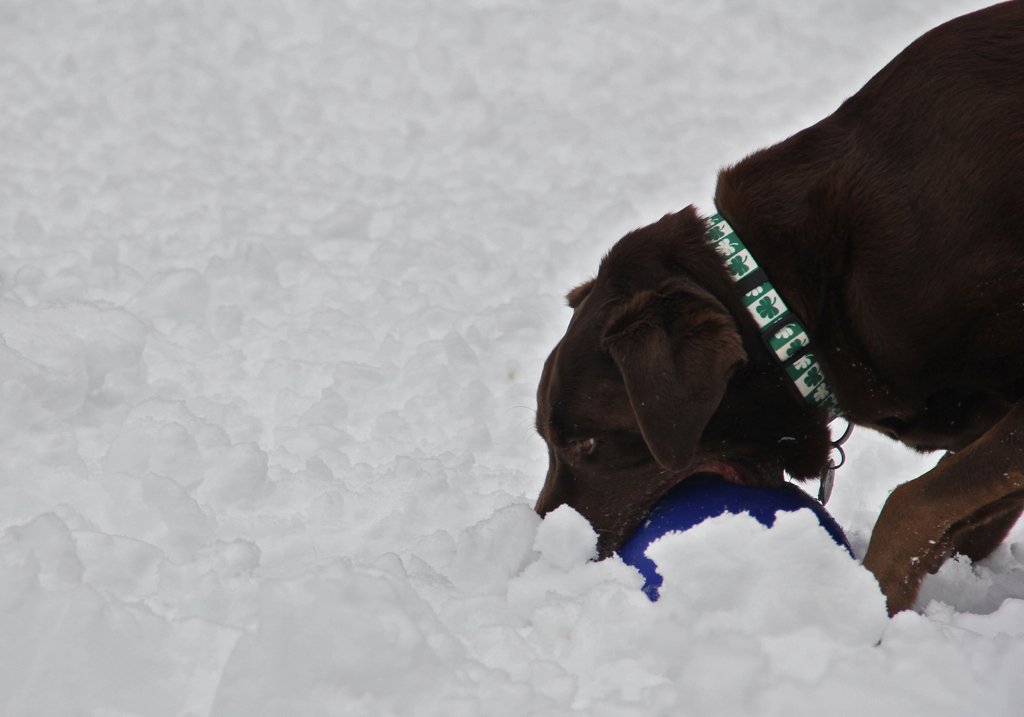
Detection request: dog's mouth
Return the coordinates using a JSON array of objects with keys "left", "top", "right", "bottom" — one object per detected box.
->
[
  {"left": 676, "top": 460, "right": 752, "bottom": 486},
  {"left": 597, "top": 460, "right": 756, "bottom": 558}
]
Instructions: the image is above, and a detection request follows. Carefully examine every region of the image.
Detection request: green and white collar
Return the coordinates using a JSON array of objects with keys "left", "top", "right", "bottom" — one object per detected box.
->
[{"left": 705, "top": 213, "right": 842, "bottom": 422}]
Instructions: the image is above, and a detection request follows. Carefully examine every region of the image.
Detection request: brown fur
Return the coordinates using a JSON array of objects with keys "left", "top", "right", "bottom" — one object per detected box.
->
[{"left": 534, "top": 1, "right": 1024, "bottom": 615}]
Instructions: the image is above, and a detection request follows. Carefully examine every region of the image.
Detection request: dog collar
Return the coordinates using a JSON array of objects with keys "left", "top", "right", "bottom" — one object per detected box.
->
[{"left": 705, "top": 213, "right": 842, "bottom": 422}]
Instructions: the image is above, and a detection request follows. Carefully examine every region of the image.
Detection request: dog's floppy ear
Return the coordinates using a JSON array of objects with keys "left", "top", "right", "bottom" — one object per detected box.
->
[
  {"left": 602, "top": 280, "right": 746, "bottom": 471},
  {"left": 566, "top": 279, "right": 595, "bottom": 309}
]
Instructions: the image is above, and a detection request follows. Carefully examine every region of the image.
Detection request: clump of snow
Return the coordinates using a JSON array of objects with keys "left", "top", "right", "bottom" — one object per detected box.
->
[
  {"left": 0, "top": 0, "right": 1021, "bottom": 714},
  {"left": 650, "top": 510, "right": 888, "bottom": 644},
  {"left": 532, "top": 503, "right": 597, "bottom": 571}
]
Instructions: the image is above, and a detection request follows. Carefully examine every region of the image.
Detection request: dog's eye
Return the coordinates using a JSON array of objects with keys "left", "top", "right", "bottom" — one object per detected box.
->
[{"left": 570, "top": 438, "right": 597, "bottom": 456}]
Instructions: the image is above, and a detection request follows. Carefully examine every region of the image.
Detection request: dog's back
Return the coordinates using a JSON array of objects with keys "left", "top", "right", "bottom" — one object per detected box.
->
[{"left": 715, "top": 0, "right": 1024, "bottom": 440}]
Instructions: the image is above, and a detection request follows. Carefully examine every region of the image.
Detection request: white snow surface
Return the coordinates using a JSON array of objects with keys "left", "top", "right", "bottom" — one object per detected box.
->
[{"left": 1, "top": 0, "right": 1022, "bottom": 714}]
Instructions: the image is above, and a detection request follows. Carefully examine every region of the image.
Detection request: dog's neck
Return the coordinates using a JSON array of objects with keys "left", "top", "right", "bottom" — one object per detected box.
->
[{"left": 705, "top": 213, "right": 842, "bottom": 422}]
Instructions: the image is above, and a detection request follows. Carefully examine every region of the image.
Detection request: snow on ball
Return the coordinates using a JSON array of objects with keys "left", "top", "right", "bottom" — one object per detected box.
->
[{"left": 619, "top": 473, "right": 854, "bottom": 601}]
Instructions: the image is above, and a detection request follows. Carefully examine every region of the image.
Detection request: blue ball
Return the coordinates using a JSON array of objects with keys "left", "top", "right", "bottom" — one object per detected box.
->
[{"left": 618, "top": 472, "right": 854, "bottom": 600}]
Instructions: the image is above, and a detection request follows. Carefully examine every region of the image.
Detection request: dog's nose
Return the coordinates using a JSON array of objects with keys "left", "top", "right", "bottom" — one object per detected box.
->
[
  {"left": 534, "top": 458, "right": 569, "bottom": 517},
  {"left": 534, "top": 480, "right": 563, "bottom": 517}
]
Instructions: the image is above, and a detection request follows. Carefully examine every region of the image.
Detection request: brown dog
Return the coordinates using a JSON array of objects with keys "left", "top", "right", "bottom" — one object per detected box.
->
[{"left": 534, "top": 1, "right": 1024, "bottom": 615}]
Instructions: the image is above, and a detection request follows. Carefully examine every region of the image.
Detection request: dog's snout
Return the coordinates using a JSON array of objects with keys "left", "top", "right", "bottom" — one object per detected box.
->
[
  {"left": 534, "top": 455, "right": 568, "bottom": 517},
  {"left": 534, "top": 489, "right": 560, "bottom": 517}
]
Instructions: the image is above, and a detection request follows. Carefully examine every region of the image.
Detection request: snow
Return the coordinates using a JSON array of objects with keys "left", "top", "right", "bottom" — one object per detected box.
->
[{"left": 0, "top": 0, "right": 1020, "bottom": 714}]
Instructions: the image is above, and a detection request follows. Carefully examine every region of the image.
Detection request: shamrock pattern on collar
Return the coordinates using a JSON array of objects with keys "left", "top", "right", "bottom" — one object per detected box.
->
[{"left": 706, "top": 213, "right": 842, "bottom": 421}]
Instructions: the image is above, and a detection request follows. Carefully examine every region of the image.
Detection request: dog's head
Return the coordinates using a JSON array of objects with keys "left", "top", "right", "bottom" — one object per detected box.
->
[{"left": 534, "top": 206, "right": 832, "bottom": 556}]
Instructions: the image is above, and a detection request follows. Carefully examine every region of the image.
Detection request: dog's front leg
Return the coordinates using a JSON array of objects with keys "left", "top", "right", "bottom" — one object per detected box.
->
[{"left": 862, "top": 402, "right": 1024, "bottom": 615}]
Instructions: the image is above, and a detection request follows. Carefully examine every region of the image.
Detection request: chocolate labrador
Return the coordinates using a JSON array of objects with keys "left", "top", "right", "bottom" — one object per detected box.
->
[{"left": 534, "top": 1, "right": 1024, "bottom": 615}]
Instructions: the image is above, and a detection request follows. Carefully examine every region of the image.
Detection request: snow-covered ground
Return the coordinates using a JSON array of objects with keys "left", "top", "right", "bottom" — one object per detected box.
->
[{"left": 1, "top": 0, "right": 1022, "bottom": 714}]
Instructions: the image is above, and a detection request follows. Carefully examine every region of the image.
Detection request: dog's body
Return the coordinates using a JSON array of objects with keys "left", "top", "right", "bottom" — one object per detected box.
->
[{"left": 534, "top": 1, "right": 1024, "bottom": 614}]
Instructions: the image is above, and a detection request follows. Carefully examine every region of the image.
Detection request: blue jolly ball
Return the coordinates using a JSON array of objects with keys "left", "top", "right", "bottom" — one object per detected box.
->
[{"left": 618, "top": 472, "right": 854, "bottom": 600}]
